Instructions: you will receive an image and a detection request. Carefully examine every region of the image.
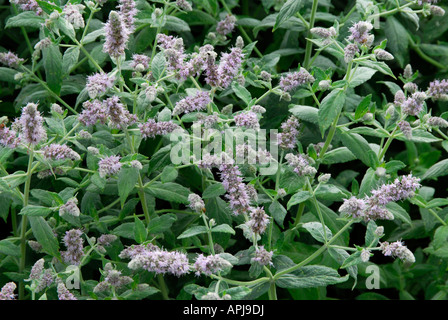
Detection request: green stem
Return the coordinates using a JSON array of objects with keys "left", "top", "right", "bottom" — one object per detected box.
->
[
  {"left": 157, "top": 274, "right": 170, "bottom": 300},
  {"left": 306, "top": 178, "right": 328, "bottom": 243},
  {"left": 273, "top": 220, "right": 354, "bottom": 280},
  {"left": 303, "top": 0, "right": 319, "bottom": 69},
  {"left": 19, "top": 148, "right": 35, "bottom": 300},
  {"left": 409, "top": 36, "right": 447, "bottom": 70}
]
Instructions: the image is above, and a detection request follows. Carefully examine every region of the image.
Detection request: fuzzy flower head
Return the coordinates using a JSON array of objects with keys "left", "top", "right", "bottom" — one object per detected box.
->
[
  {"left": 98, "top": 155, "right": 122, "bottom": 178},
  {"left": 117, "top": 0, "right": 138, "bottom": 33},
  {"left": 252, "top": 246, "right": 273, "bottom": 266},
  {"left": 104, "top": 11, "right": 129, "bottom": 59},
  {"left": 42, "top": 144, "right": 81, "bottom": 161},
  {"left": 63, "top": 4, "right": 85, "bottom": 29},
  {"left": 0, "top": 282, "right": 16, "bottom": 300},
  {"left": 173, "top": 91, "right": 211, "bottom": 116},
  {"left": 188, "top": 193, "right": 205, "bottom": 213},
  {"left": 61, "top": 229, "right": 84, "bottom": 265},
  {"left": 216, "top": 15, "right": 236, "bottom": 35},
  {"left": 234, "top": 111, "right": 260, "bottom": 130},
  {"left": 79, "top": 99, "right": 108, "bottom": 126},
  {"left": 0, "top": 51, "right": 25, "bottom": 69},
  {"left": 104, "top": 96, "right": 138, "bottom": 129},
  {"left": 0, "top": 125, "right": 20, "bottom": 148},
  {"left": 216, "top": 46, "right": 244, "bottom": 89},
  {"left": 193, "top": 254, "right": 232, "bottom": 276},
  {"left": 86, "top": 73, "right": 115, "bottom": 99},
  {"left": 57, "top": 282, "right": 77, "bottom": 300},
  {"left": 348, "top": 21, "right": 374, "bottom": 45},
  {"left": 247, "top": 207, "right": 270, "bottom": 235},
  {"left": 277, "top": 116, "right": 300, "bottom": 149},
  {"left": 285, "top": 153, "right": 317, "bottom": 177},
  {"left": 139, "top": 119, "right": 180, "bottom": 139},
  {"left": 219, "top": 161, "right": 252, "bottom": 215},
  {"left": 344, "top": 43, "right": 359, "bottom": 63},
  {"left": 130, "top": 54, "right": 150, "bottom": 71},
  {"left": 279, "top": 68, "right": 315, "bottom": 92},
  {"left": 339, "top": 196, "right": 367, "bottom": 219},
  {"left": 59, "top": 198, "right": 81, "bottom": 217},
  {"left": 427, "top": 79, "right": 448, "bottom": 100},
  {"left": 18, "top": 103, "right": 47, "bottom": 146},
  {"left": 380, "top": 241, "right": 415, "bottom": 265},
  {"left": 398, "top": 120, "right": 412, "bottom": 140},
  {"left": 402, "top": 92, "right": 426, "bottom": 116}
]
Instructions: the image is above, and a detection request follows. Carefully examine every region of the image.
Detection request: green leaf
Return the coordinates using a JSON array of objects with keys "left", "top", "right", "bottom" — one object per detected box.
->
[
  {"left": 287, "top": 191, "right": 312, "bottom": 209},
  {"left": 62, "top": 47, "right": 80, "bottom": 75},
  {"left": 19, "top": 205, "right": 53, "bottom": 217},
  {"left": 164, "top": 15, "right": 190, "bottom": 32},
  {"left": 42, "top": 43, "right": 63, "bottom": 95},
  {"left": 211, "top": 224, "right": 235, "bottom": 235},
  {"left": 302, "top": 221, "right": 332, "bottom": 243},
  {"left": 202, "top": 183, "right": 226, "bottom": 199},
  {"left": 321, "top": 147, "right": 357, "bottom": 165},
  {"left": 0, "top": 239, "right": 21, "bottom": 257},
  {"left": 160, "top": 165, "right": 178, "bottom": 183},
  {"left": 6, "top": 11, "right": 45, "bottom": 28},
  {"left": 269, "top": 201, "right": 287, "bottom": 227},
  {"left": 365, "top": 220, "right": 379, "bottom": 247},
  {"left": 276, "top": 265, "right": 349, "bottom": 288},
  {"left": 318, "top": 88, "right": 346, "bottom": 134},
  {"left": 421, "top": 159, "right": 448, "bottom": 181},
  {"left": 231, "top": 82, "right": 252, "bottom": 105},
  {"left": 57, "top": 17, "right": 76, "bottom": 42},
  {"left": 358, "top": 60, "right": 396, "bottom": 79},
  {"left": 386, "top": 202, "right": 412, "bottom": 226},
  {"left": 151, "top": 52, "right": 166, "bottom": 80},
  {"left": 328, "top": 248, "right": 358, "bottom": 288},
  {"left": 28, "top": 217, "right": 60, "bottom": 258},
  {"left": 384, "top": 17, "right": 409, "bottom": 67},
  {"left": 358, "top": 168, "right": 378, "bottom": 197},
  {"left": 147, "top": 213, "right": 177, "bottom": 234},
  {"left": 177, "top": 225, "right": 208, "bottom": 239},
  {"left": 348, "top": 67, "right": 377, "bottom": 88},
  {"left": 82, "top": 28, "right": 105, "bottom": 44},
  {"left": 134, "top": 216, "right": 147, "bottom": 244},
  {"left": 145, "top": 182, "right": 190, "bottom": 204},
  {"left": 112, "top": 222, "right": 134, "bottom": 239},
  {"left": 339, "top": 128, "right": 379, "bottom": 168},
  {"left": 354, "top": 94, "right": 372, "bottom": 120},
  {"left": 118, "top": 167, "right": 139, "bottom": 206},
  {"left": 121, "top": 285, "right": 159, "bottom": 300},
  {"left": 273, "top": 0, "right": 303, "bottom": 31},
  {"left": 289, "top": 105, "right": 318, "bottom": 124},
  {"left": 340, "top": 251, "right": 363, "bottom": 269}
]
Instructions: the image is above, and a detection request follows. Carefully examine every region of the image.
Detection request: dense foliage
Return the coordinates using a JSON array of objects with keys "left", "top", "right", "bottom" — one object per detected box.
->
[{"left": 1, "top": 0, "right": 448, "bottom": 301}]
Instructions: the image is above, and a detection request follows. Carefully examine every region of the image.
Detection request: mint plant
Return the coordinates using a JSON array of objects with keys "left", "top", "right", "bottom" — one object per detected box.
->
[{"left": 0, "top": 0, "right": 448, "bottom": 301}]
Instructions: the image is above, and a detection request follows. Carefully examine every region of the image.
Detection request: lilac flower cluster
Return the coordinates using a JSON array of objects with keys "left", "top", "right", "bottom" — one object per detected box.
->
[
  {"left": 57, "top": 282, "right": 77, "bottom": 300},
  {"left": 42, "top": 144, "right": 81, "bottom": 161},
  {"left": 98, "top": 155, "right": 122, "bottom": 178},
  {"left": 246, "top": 207, "right": 270, "bottom": 235},
  {"left": 193, "top": 254, "right": 232, "bottom": 276},
  {"left": 216, "top": 15, "right": 237, "bottom": 36},
  {"left": 94, "top": 263, "right": 133, "bottom": 293},
  {"left": 398, "top": 120, "right": 413, "bottom": 139},
  {"left": 216, "top": 47, "right": 244, "bottom": 89},
  {"left": 130, "top": 54, "right": 150, "bottom": 71},
  {"left": 61, "top": 229, "right": 84, "bottom": 265},
  {"left": 251, "top": 246, "right": 273, "bottom": 266},
  {"left": 172, "top": 91, "right": 211, "bottom": 116},
  {"left": 179, "top": 44, "right": 215, "bottom": 79},
  {"left": 139, "top": 119, "right": 180, "bottom": 139},
  {"left": 63, "top": 4, "right": 85, "bottom": 29},
  {"left": 176, "top": 0, "right": 193, "bottom": 11},
  {"left": 86, "top": 73, "right": 115, "bottom": 99},
  {"left": 120, "top": 243, "right": 190, "bottom": 277},
  {"left": 0, "top": 51, "right": 24, "bottom": 68},
  {"left": 157, "top": 34, "right": 186, "bottom": 73},
  {"left": 234, "top": 111, "right": 260, "bottom": 130},
  {"left": 285, "top": 153, "right": 317, "bottom": 177},
  {"left": 28, "top": 259, "right": 54, "bottom": 293},
  {"left": 104, "top": 11, "right": 129, "bottom": 59},
  {"left": 96, "top": 234, "right": 118, "bottom": 254},
  {"left": 348, "top": 21, "right": 374, "bottom": 45},
  {"left": 279, "top": 68, "right": 315, "bottom": 92},
  {"left": 344, "top": 43, "right": 359, "bottom": 63},
  {"left": 339, "top": 174, "right": 421, "bottom": 221},
  {"left": 104, "top": 96, "right": 138, "bottom": 129},
  {"left": 219, "top": 159, "right": 253, "bottom": 216},
  {"left": 59, "top": 198, "right": 81, "bottom": 217},
  {"left": 188, "top": 193, "right": 205, "bottom": 213},
  {"left": 0, "top": 125, "right": 20, "bottom": 148},
  {"left": 427, "top": 79, "right": 448, "bottom": 100},
  {"left": 118, "top": 0, "right": 138, "bottom": 33},
  {"left": 277, "top": 116, "right": 300, "bottom": 149},
  {"left": 380, "top": 241, "right": 415, "bottom": 265},
  {"left": 400, "top": 92, "right": 427, "bottom": 116},
  {"left": 18, "top": 103, "right": 47, "bottom": 146},
  {"left": 10, "top": 0, "right": 41, "bottom": 14},
  {"left": 79, "top": 100, "right": 108, "bottom": 126},
  {"left": 0, "top": 282, "right": 16, "bottom": 300}
]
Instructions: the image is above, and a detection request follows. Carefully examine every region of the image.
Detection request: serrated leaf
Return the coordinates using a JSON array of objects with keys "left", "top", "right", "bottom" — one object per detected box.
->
[
  {"left": 318, "top": 88, "right": 346, "bottom": 134},
  {"left": 62, "top": 47, "right": 80, "bottom": 75},
  {"left": 151, "top": 52, "right": 166, "bottom": 80},
  {"left": 302, "top": 221, "right": 332, "bottom": 243},
  {"left": 19, "top": 205, "right": 53, "bottom": 217},
  {"left": 202, "top": 183, "right": 226, "bottom": 199},
  {"left": 134, "top": 216, "right": 147, "bottom": 244},
  {"left": 0, "top": 240, "right": 21, "bottom": 257},
  {"left": 269, "top": 201, "right": 286, "bottom": 228},
  {"left": 42, "top": 43, "right": 63, "bottom": 95},
  {"left": 276, "top": 265, "right": 349, "bottom": 288},
  {"left": 289, "top": 105, "right": 319, "bottom": 124},
  {"left": 177, "top": 225, "right": 208, "bottom": 239},
  {"left": 348, "top": 67, "right": 377, "bottom": 88},
  {"left": 386, "top": 202, "right": 412, "bottom": 226},
  {"left": 231, "top": 82, "right": 252, "bottom": 105},
  {"left": 145, "top": 182, "right": 190, "bottom": 204},
  {"left": 273, "top": 0, "right": 303, "bottom": 31},
  {"left": 29, "top": 216, "right": 60, "bottom": 258},
  {"left": 421, "top": 159, "right": 448, "bottom": 181},
  {"left": 355, "top": 94, "right": 372, "bottom": 120},
  {"left": 147, "top": 213, "right": 177, "bottom": 234},
  {"left": 287, "top": 191, "right": 312, "bottom": 209},
  {"left": 6, "top": 11, "right": 45, "bottom": 28},
  {"left": 211, "top": 224, "right": 235, "bottom": 235}
]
